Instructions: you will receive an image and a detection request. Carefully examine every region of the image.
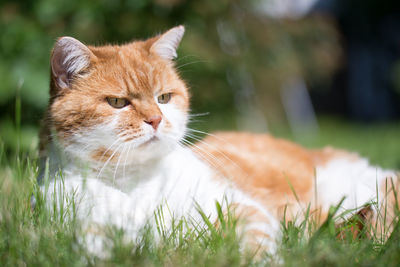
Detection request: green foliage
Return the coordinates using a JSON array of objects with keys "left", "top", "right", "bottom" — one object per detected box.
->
[
  {"left": 290, "top": 117, "right": 400, "bottom": 169},
  {"left": 0, "top": 149, "right": 88, "bottom": 266},
  {"left": 1, "top": 146, "right": 400, "bottom": 266},
  {"left": 1, "top": 0, "right": 345, "bottom": 155}
]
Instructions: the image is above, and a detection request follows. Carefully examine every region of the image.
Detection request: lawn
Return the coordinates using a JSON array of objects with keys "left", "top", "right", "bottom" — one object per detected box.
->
[{"left": 0, "top": 116, "right": 400, "bottom": 266}]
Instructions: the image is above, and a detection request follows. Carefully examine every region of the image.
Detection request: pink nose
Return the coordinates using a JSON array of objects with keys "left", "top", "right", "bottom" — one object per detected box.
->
[{"left": 144, "top": 115, "right": 162, "bottom": 130}]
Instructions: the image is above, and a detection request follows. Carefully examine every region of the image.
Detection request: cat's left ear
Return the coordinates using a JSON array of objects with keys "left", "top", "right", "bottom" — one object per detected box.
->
[
  {"left": 150, "top": 25, "right": 185, "bottom": 60},
  {"left": 51, "top": 37, "right": 95, "bottom": 89}
]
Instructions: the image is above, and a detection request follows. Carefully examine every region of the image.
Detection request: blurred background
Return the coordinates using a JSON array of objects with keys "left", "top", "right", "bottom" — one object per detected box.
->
[{"left": 1, "top": 0, "right": 399, "bottom": 168}]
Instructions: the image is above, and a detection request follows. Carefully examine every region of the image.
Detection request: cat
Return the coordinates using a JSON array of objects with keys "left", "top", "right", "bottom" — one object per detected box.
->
[{"left": 39, "top": 25, "right": 399, "bottom": 255}]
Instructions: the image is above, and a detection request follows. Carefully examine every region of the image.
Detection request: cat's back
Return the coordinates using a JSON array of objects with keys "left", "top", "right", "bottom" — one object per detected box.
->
[
  {"left": 194, "top": 132, "right": 399, "bottom": 222},
  {"left": 194, "top": 132, "right": 315, "bottom": 200}
]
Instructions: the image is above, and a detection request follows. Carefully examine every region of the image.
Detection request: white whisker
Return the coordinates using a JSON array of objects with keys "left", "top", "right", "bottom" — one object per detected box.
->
[
  {"left": 174, "top": 54, "right": 199, "bottom": 63},
  {"left": 98, "top": 138, "right": 123, "bottom": 163},
  {"left": 176, "top": 60, "right": 208, "bottom": 70},
  {"left": 96, "top": 142, "right": 124, "bottom": 179},
  {"left": 123, "top": 142, "right": 133, "bottom": 179},
  {"left": 180, "top": 138, "right": 227, "bottom": 172},
  {"left": 186, "top": 128, "right": 229, "bottom": 143},
  {"left": 188, "top": 112, "right": 210, "bottom": 118},
  {"left": 185, "top": 132, "right": 248, "bottom": 178},
  {"left": 113, "top": 143, "right": 127, "bottom": 184}
]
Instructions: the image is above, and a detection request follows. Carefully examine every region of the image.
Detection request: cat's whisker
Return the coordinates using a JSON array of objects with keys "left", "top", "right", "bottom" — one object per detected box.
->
[
  {"left": 81, "top": 143, "right": 92, "bottom": 151},
  {"left": 187, "top": 113, "right": 210, "bottom": 124},
  {"left": 113, "top": 143, "right": 127, "bottom": 184},
  {"left": 179, "top": 138, "right": 217, "bottom": 169},
  {"left": 174, "top": 54, "right": 200, "bottom": 63},
  {"left": 176, "top": 60, "right": 208, "bottom": 70},
  {"left": 96, "top": 142, "right": 124, "bottom": 179},
  {"left": 178, "top": 127, "right": 249, "bottom": 179},
  {"left": 187, "top": 119, "right": 205, "bottom": 124},
  {"left": 97, "top": 138, "right": 123, "bottom": 163},
  {"left": 186, "top": 128, "right": 228, "bottom": 141},
  {"left": 181, "top": 142, "right": 225, "bottom": 173},
  {"left": 184, "top": 131, "right": 228, "bottom": 152},
  {"left": 185, "top": 131, "right": 231, "bottom": 150},
  {"left": 121, "top": 133, "right": 145, "bottom": 144},
  {"left": 177, "top": 142, "right": 210, "bottom": 166},
  {"left": 175, "top": 141, "right": 216, "bottom": 170},
  {"left": 123, "top": 142, "right": 133, "bottom": 179},
  {"left": 178, "top": 54, "right": 199, "bottom": 59},
  {"left": 187, "top": 127, "right": 240, "bottom": 146},
  {"left": 188, "top": 112, "right": 210, "bottom": 118},
  {"left": 75, "top": 142, "right": 92, "bottom": 156},
  {"left": 185, "top": 132, "right": 249, "bottom": 178},
  {"left": 180, "top": 138, "right": 227, "bottom": 172},
  {"left": 181, "top": 138, "right": 226, "bottom": 170}
]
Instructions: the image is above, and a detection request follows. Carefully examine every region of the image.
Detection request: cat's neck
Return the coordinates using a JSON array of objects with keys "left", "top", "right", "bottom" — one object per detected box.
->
[
  {"left": 90, "top": 156, "right": 167, "bottom": 192},
  {"left": 40, "top": 138, "right": 205, "bottom": 194}
]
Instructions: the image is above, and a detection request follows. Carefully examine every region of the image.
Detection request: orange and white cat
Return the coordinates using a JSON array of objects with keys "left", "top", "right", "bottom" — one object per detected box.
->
[{"left": 40, "top": 26, "right": 399, "bottom": 254}]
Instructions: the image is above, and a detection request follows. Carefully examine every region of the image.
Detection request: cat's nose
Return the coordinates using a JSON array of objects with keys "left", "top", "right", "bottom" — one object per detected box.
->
[{"left": 144, "top": 115, "right": 162, "bottom": 131}]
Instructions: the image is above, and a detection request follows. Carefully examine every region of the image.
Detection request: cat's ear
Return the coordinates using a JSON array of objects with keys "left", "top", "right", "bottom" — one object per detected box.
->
[
  {"left": 150, "top": 25, "right": 185, "bottom": 60},
  {"left": 51, "top": 37, "right": 94, "bottom": 89}
]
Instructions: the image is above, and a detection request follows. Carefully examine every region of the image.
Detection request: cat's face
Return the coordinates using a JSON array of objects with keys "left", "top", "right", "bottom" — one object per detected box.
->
[{"left": 47, "top": 26, "right": 189, "bottom": 167}]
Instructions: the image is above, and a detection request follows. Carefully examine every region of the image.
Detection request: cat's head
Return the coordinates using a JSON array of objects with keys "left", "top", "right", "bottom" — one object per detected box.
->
[{"left": 47, "top": 26, "right": 189, "bottom": 168}]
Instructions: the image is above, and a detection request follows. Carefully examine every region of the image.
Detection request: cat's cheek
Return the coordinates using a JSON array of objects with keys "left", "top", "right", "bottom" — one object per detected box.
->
[
  {"left": 60, "top": 121, "right": 120, "bottom": 165},
  {"left": 158, "top": 103, "right": 187, "bottom": 139}
]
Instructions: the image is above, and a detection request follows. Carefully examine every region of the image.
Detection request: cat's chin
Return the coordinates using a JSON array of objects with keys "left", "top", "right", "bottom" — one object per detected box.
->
[
  {"left": 128, "top": 136, "right": 179, "bottom": 163},
  {"left": 138, "top": 136, "right": 159, "bottom": 148}
]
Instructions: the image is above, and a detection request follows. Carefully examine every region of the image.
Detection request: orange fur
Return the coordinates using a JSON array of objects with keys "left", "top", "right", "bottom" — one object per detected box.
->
[
  {"left": 194, "top": 132, "right": 315, "bottom": 217},
  {"left": 91, "top": 147, "right": 121, "bottom": 163}
]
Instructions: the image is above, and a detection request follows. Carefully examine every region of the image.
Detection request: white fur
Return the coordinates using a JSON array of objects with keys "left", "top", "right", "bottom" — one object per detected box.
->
[
  {"left": 45, "top": 145, "right": 280, "bottom": 255},
  {"left": 316, "top": 158, "right": 397, "bottom": 218}
]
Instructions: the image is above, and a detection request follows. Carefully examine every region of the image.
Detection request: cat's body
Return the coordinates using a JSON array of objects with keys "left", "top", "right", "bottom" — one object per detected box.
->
[{"left": 40, "top": 26, "right": 399, "bottom": 255}]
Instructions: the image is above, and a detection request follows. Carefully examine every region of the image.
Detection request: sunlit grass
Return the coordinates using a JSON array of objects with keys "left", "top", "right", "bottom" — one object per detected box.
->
[
  {"left": 0, "top": 150, "right": 252, "bottom": 266},
  {"left": 1, "top": 143, "right": 400, "bottom": 266}
]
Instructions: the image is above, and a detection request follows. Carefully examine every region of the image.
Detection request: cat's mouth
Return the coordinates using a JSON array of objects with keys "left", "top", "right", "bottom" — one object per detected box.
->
[{"left": 140, "top": 136, "right": 159, "bottom": 147}]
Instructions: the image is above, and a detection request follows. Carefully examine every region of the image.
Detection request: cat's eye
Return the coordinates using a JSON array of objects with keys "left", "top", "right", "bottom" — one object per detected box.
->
[
  {"left": 106, "top": 97, "right": 130, "bottom": 109},
  {"left": 157, "top": 93, "right": 172, "bottom": 104}
]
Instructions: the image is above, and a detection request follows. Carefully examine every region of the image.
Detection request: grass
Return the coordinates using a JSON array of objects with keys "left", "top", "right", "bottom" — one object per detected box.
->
[
  {"left": 0, "top": 153, "right": 250, "bottom": 266},
  {"left": 1, "top": 116, "right": 400, "bottom": 266},
  {"left": 1, "top": 151, "right": 400, "bottom": 266}
]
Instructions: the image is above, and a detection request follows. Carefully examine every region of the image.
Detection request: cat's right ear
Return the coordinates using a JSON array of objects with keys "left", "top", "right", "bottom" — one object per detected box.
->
[
  {"left": 51, "top": 37, "right": 94, "bottom": 89},
  {"left": 150, "top": 26, "right": 185, "bottom": 60}
]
